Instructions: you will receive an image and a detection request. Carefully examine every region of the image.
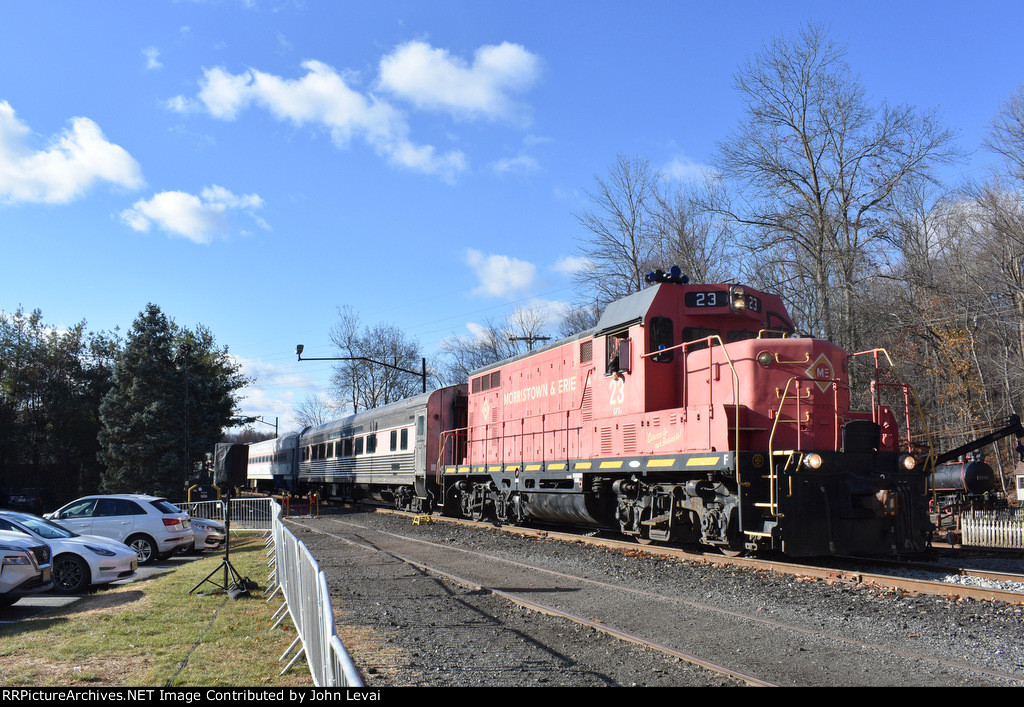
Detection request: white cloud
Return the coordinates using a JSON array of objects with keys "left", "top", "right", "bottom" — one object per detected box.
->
[
  {"left": 120, "top": 185, "right": 267, "bottom": 244},
  {"left": 231, "top": 353, "right": 314, "bottom": 433},
  {"left": 663, "top": 153, "right": 716, "bottom": 183},
  {"left": 378, "top": 41, "right": 541, "bottom": 124},
  {"left": 170, "top": 60, "right": 468, "bottom": 180},
  {"left": 143, "top": 46, "right": 162, "bottom": 71},
  {"left": 552, "top": 255, "right": 593, "bottom": 277},
  {"left": 464, "top": 248, "right": 538, "bottom": 298},
  {"left": 490, "top": 153, "right": 540, "bottom": 175},
  {"left": 0, "top": 101, "right": 144, "bottom": 205}
]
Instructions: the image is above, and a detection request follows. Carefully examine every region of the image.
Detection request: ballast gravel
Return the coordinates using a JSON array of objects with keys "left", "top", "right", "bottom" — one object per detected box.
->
[{"left": 285, "top": 508, "right": 1024, "bottom": 687}]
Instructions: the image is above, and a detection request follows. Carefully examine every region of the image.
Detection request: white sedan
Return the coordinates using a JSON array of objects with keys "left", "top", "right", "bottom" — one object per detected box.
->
[{"left": 0, "top": 511, "right": 137, "bottom": 594}]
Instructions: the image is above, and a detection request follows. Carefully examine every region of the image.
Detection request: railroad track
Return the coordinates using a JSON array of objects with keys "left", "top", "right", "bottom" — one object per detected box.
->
[
  {"left": 373, "top": 509, "right": 1024, "bottom": 606},
  {"left": 288, "top": 511, "right": 1024, "bottom": 687}
]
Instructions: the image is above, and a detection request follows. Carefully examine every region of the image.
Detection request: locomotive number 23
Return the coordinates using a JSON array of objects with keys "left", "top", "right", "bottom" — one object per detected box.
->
[{"left": 609, "top": 378, "right": 626, "bottom": 406}]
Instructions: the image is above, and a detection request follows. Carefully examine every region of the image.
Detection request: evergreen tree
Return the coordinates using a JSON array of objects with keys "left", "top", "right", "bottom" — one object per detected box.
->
[
  {"left": 0, "top": 308, "right": 115, "bottom": 501},
  {"left": 98, "top": 304, "right": 248, "bottom": 499}
]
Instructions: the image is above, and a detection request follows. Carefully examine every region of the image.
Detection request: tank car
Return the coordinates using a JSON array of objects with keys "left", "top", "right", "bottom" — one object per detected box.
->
[
  {"left": 294, "top": 385, "right": 466, "bottom": 513},
  {"left": 439, "top": 277, "right": 931, "bottom": 557}
]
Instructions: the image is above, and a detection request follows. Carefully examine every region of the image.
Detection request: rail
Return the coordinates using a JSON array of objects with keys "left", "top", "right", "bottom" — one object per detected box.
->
[{"left": 850, "top": 348, "right": 934, "bottom": 458}]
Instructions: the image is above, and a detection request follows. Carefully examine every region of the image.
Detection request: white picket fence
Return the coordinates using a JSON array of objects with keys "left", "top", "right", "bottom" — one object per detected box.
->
[{"left": 961, "top": 508, "right": 1024, "bottom": 549}]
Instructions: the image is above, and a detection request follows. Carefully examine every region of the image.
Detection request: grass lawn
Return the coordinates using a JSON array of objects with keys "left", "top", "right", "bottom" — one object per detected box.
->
[{"left": 0, "top": 534, "right": 314, "bottom": 687}]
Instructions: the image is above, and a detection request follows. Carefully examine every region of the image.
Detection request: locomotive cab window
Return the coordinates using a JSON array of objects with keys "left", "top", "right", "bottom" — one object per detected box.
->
[
  {"left": 726, "top": 329, "right": 759, "bottom": 343},
  {"left": 649, "top": 316, "right": 674, "bottom": 363},
  {"left": 606, "top": 332, "right": 631, "bottom": 375},
  {"left": 682, "top": 327, "right": 720, "bottom": 352}
]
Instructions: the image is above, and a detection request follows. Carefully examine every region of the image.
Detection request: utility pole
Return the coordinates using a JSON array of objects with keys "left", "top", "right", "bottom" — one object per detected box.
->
[{"left": 509, "top": 335, "right": 551, "bottom": 351}]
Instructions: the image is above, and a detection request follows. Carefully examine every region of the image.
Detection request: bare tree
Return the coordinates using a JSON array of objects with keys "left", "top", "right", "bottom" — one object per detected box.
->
[
  {"left": 651, "top": 180, "right": 737, "bottom": 285},
  {"left": 437, "top": 303, "right": 559, "bottom": 383},
  {"left": 712, "top": 23, "right": 961, "bottom": 348},
  {"left": 573, "top": 154, "right": 663, "bottom": 303},
  {"left": 294, "top": 393, "right": 336, "bottom": 428},
  {"left": 985, "top": 81, "right": 1024, "bottom": 182},
  {"left": 328, "top": 306, "right": 424, "bottom": 412},
  {"left": 557, "top": 300, "right": 602, "bottom": 338}
]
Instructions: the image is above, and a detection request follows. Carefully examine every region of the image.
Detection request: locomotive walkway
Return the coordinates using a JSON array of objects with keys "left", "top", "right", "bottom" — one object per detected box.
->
[{"left": 287, "top": 508, "right": 1024, "bottom": 687}]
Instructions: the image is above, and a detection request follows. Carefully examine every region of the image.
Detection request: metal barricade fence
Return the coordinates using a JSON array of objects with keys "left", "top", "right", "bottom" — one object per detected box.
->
[
  {"left": 268, "top": 500, "right": 363, "bottom": 687},
  {"left": 962, "top": 507, "right": 1024, "bottom": 549},
  {"left": 178, "top": 497, "right": 276, "bottom": 530},
  {"left": 177, "top": 496, "right": 362, "bottom": 685}
]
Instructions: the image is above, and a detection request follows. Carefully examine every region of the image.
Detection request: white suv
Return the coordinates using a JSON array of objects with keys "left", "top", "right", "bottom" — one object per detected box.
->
[
  {"left": 0, "top": 529, "right": 53, "bottom": 607},
  {"left": 46, "top": 495, "right": 193, "bottom": 564}
]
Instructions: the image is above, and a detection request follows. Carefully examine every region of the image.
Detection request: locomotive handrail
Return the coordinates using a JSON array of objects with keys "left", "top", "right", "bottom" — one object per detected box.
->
[
  {"left": 851, "top": 347, "right": 934, "bottom": 463},
  {"left": 767, "top": 375, "right": 846, "bottom": 517},
  {"left": 445, "top": 367, "right": 596, "bottom": 474},
  {"left": 869, "top": 381, "right": 935, "bottom": 458},
  {"left": 772, "top": 352, "right": 811, "bottom": 365},
  {"left": 677, "top": 334, "right": 742, "bottom": 512}
]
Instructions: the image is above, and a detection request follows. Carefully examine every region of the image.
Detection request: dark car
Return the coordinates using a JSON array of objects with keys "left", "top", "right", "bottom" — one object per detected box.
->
[{"left": 6, "top": 489, "right": 54, "bottom": 515}]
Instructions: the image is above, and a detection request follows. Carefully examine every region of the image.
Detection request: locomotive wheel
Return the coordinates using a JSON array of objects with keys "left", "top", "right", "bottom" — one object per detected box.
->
[{"left": 633, "top": 526, "right": 657, "bottom": 545}]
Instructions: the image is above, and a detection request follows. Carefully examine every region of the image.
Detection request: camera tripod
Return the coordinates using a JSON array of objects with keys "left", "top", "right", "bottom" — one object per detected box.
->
[{"left": 189, "top": 492, "right": 250, "bottom": 596}]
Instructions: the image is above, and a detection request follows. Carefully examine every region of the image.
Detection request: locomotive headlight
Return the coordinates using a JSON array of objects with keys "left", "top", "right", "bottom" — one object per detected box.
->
[
  {"left": 756, "top": 351, "right": 774, "bottom": 367},
  {"left": 898, "top": 454, "right": 917, "bottom": 471},
  {"left": 729, "top": 285, "right": 747, "bottom": 312},
  {"left": 803, "top": 453, "right": 823, "bottom": 470}
]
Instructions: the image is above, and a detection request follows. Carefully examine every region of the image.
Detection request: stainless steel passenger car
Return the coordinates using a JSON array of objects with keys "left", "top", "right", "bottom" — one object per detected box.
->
[
  {"left": 295, "top": 385, "right": 466, "bottom": 513},
  {"left": 246, "top": 433, "right": 299, "bottom": 491}
]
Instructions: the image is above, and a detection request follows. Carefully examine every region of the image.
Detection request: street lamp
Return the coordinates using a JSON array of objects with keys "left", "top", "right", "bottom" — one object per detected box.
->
[{"left": 295, "top": 344, "right": 427, "bottom": 393}]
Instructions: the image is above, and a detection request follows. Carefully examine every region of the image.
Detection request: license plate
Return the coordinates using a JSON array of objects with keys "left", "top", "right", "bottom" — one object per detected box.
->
[
  {"left": 42, "top": 569, "right": 51, "bottom": 582},
  {"left": 131, "top": 560, "right": 138, "bottom": 571}
]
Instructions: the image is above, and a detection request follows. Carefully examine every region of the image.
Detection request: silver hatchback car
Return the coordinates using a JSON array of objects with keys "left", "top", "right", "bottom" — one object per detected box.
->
[{"left": 46, "top": 494, "right": 193, "bottom": 564}]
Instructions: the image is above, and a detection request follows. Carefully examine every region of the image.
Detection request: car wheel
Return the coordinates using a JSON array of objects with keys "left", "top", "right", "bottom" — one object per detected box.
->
[
  {"left": 127, "top": 534, "right": 157, "bottom": 564},
  {"left": 53, "top": 554, "right": 91, "bottom": 594}
]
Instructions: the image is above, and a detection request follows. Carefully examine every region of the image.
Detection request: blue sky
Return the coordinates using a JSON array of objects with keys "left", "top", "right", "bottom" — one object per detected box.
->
[{"left": 2, "top": 0, "right": 1022, "bottom": 432}]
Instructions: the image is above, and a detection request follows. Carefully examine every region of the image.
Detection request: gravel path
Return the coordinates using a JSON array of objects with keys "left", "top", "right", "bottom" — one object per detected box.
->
[{"left": 286, "top": 508, "right": 1024, "bottom": 687}]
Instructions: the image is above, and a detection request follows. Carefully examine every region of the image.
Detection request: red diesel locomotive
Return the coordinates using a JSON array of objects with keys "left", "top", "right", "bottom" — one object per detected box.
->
[{"left": 439, "top": 272, "right": 931, "bottom": 557}]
